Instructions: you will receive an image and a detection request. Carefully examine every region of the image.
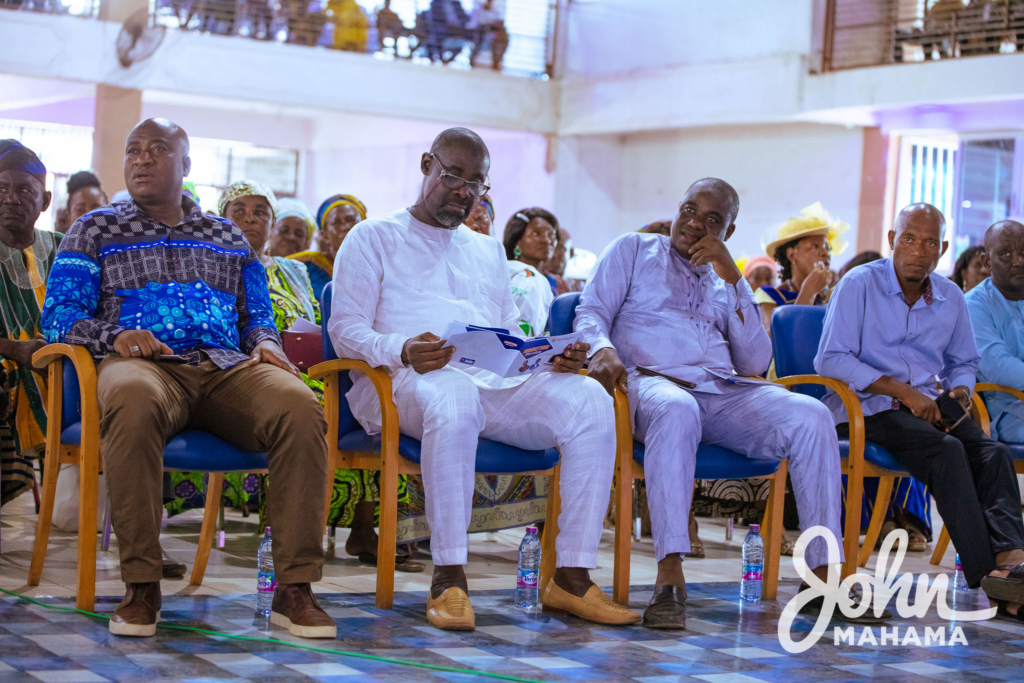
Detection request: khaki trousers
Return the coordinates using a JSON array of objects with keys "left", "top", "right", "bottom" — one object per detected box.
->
[{"left": 97, "top": 357, "right": 328, "bottom": 584}]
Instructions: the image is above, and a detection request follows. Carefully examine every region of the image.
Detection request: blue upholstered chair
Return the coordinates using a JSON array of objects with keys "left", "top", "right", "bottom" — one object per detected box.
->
[
  {"left": 308, "top": 283, "right": 563, "bottom": 609},
  {"left": 548, "top": 292, "right": 789, "bottom": 603},
  {"left": 29, "top": 345, "right": 268, "bottom": 611},
  {"left": 928, "top": 384, "right": 1024, "bottom": 566},
  {"left": 770, "top": 304, "right": 915, "bottom": 578}
]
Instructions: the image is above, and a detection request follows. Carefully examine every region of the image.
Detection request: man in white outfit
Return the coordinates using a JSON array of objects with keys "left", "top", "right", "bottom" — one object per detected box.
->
[
  {"left": 329, "top": 128, "right": 640, "bottom": 630},
  {"left": 576, "top": 178, "right": 877, "bottom": 629}
]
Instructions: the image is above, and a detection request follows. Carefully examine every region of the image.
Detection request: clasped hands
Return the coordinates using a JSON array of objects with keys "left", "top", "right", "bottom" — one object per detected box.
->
[
  {"left": 900, "top": 384, "right": 972, "bottom": 429},
  {"left": 400, "top": 331, "right": 590, "bottom": 375}
]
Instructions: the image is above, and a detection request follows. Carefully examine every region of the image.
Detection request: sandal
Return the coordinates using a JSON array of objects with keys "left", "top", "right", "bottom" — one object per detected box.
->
[
  {"left": 995, "top": 600, "right": 1024, "bottom": 622},
  {"left": 874, "top": 520, "right": 898, "bottom": 549},
  {"left": 902, "top": 523, "right": 927, "bottom": 552},
  {"left": 780, "top": 540, "right": 796, "bottom": 557},
  {"left": 685, "top": 516, "right": 704, "bottom": 559},
  {"left": 642, "top": 585, "right": 686, "bottom": 630},
  {"left": 981, "top": 563, "right": 1024, "bottom": 605}
]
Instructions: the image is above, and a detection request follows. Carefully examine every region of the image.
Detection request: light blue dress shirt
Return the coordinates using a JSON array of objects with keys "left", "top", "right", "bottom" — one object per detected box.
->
[
  {"left": 815, "top": 258, "right": 979, "bottom": 424},
  {"left": 575, "top": 232, "right": 771, "bottom": 393},
  {"left": 965, "top": 277, "right": 1024, "bottom": 442}
]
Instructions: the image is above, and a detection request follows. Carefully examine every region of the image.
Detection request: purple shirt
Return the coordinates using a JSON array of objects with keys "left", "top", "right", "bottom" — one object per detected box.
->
[{"left": 814, "top": 258, "right": 979, "bottom": 423}]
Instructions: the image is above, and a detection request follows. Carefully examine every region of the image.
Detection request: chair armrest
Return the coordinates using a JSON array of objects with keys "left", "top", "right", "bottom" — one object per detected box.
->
[
  {"left": 973, "top": 384, "right": 1024, "bottom": 438},
  {"left": 975, "top": 383, "right": 1024, "bottom": 404},
  {"left": 307, "top": 358, "right": 399, "bottom": 456},
  {"left": 31, "top": 343, "right": 99, "bottom": 450},
  {"left": 774, "top": 374, "right": 867, "bottom": 471}
]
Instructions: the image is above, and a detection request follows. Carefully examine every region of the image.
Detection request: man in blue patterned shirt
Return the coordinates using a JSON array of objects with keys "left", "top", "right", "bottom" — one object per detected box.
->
[{"left": 41, "top": 119, "right": 334, "bottom": 639}]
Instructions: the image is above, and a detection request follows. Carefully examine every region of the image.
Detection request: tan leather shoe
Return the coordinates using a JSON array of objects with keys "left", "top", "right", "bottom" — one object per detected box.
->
[
  {"left": 541, "top": 581, "right": 641, "bottom": 625},
  {"left": 270, "top": 583, "right": 337, "bottom": 638},
  {"left": 426, "top": 587, "right": 475, "bottom": 631},
  {"left": 109, "top": 582, "right": 161, "bottom": 637}
]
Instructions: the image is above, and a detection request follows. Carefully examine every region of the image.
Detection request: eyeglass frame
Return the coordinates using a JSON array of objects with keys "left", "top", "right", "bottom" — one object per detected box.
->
[{"left": 429, "top": 153, "right": 491, "bottom": 197}]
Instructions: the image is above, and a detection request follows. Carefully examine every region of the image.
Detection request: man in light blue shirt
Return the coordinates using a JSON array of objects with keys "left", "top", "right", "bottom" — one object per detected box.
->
[
  {"left": 578, "top": 178, "right": 848, "bottom": 629},
  {"left": 817, "top": 204, "right": 1024, "bottom": 613},
  {"left": 966, "top": 220, "right": 1024, "bottom": 443}
]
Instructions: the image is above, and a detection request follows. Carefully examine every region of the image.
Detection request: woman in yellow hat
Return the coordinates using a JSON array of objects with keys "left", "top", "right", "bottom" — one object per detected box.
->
[{"left": 756, "top": 202, "right": 848, "bottom": 335}]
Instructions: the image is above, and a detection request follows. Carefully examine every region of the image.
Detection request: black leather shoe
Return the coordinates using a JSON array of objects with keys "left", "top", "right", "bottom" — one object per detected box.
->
[
  {"left": 642, "top": 585, "right": 687, "bottom": 630},
  {"left": 796, "top": 583, "right": 892, "bottom": 624}
]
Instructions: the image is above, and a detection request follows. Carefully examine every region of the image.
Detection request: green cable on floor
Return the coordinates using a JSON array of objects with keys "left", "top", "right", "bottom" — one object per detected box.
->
[{"left": 0, "top": 586, "right": 545, "bottom": 683}]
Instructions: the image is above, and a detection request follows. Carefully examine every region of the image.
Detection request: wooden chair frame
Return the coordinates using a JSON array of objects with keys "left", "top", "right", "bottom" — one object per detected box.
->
[
  {"left": 929, "top": 383, "right": 1024, "bottom": 566},
  {"left": 28, "top": 344, "right": 267, "bottom": 611},
  {"left": 308, "top": 358, "right": 562, "bottom": 610}
]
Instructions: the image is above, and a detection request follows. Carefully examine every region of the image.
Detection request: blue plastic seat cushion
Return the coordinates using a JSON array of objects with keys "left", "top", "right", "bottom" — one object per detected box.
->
[
  {"left": 839, "top": 439, "right": 905, "bottom": 472},
  {"left": 632, "top": 440, "right": 781, "bottom": 478}
]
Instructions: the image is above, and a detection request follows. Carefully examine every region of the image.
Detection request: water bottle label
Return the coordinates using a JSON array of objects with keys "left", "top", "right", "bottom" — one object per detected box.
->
[
  {"left": 742, "top": 563, "right": 763, "bottom": 581},
  {"left": 258, "top": 571, "right": 276, "bottom": 593},
  {"left": 517, "top": 569, "right": 538, "bottom": 588}
]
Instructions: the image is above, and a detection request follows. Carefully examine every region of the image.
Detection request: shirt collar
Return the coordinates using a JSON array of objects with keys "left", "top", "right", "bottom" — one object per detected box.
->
[{"left": 884, "top": 256, "right": 944, "bottom": 306}]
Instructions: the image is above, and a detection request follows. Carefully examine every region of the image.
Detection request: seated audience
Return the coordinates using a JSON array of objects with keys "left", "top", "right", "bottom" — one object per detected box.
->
[
  {"left": 742, "top": 255, "right": 776, "bottom": 292},
  {"left": 269, "top": 197, "right": 316, "bottom": 260},
  {"left": 817, "top": 203, "right": 1024, "bottom": 619},
  {"left": 463, "top": 193, "right": 493, "bottom": 235},
  {"left": 327, "top": 0, "right": 369, "bottom": 52},
  {"left": 40, "top": 118, "right": 334, "bottom": 639},
  {"left": 468, "top": 0, "right": 508, "bottom": 70},
  {"left": 56, "top": 170, "right": 108, "bottom": 233},
  {"left": 967, "top": 220, "right": 1024, "bottom": 444},
  {"left": 503, "top": 208, "right": 558, "bottom": 335},
  {"left": 376, "top": 0, "right": 404, "bottom": 50},
  {"left": 330, "top": 127, "right": 638, "bottom": 631},
  {"left": 291, "top": 194, "right": 366, "bottom": 305},
  {"left": 544, "top": 227, "right": 581, "bottom": 296},
  {"left": 837, "top": 249, "right": 882, "bottom": 280},
  {"left": 577, "top": 178, "right": 854, "bottom": 630},
  {"left": 0, "top": 141, "right": 60, "bottom": 507},
  {"left": 952, "top": 244, "right": 990, "bottom": 293}
]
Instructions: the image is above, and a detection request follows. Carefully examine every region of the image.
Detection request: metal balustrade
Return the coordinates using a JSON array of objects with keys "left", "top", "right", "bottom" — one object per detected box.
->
[
  {"left": 824, "top": 0, "right": 1024, "bottom": 71},
  {"left": 0, "top": 0, "right": 557, "bottom": 79}
]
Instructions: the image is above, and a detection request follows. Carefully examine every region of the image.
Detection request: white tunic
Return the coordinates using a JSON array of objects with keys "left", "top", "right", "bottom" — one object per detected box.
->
[
  {"left": 508, "top": 260, "right": 554, "bottom": 336},
  {"left": 328, "top": 209, "right": 526, "bottom": 434}
]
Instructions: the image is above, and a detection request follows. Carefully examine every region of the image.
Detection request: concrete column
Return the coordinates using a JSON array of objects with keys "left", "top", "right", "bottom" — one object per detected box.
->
[
  {"left": 856, "top": 126, "right": 889, "bottom": 255},
  {"left": 91, "top": 84, "right": 142, "bottom": 196}
]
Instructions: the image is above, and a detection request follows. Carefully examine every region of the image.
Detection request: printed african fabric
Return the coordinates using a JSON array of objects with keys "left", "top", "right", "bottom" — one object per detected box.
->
[
  {"left": 753, "top": 285, "right": 798, "bottom": 307},
  {"left": 289, "top": 251, "right": 333, "bottom": 305},
  {"left": 41, "top": 197, "right": 280, "bottom": 369},
  {"left": 397, "top": 473, "right": 547, "bottom": 543},
  {"left": 0, "top": 229, "right": 61, "bottom": 506},
  {"left": 166, "top": 255, "right": 409, "bottom": 529}
]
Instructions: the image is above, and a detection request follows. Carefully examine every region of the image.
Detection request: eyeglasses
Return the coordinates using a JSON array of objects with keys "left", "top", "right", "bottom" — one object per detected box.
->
[{"left": 430, "top": 153, "right": 490, "bottom": 197}]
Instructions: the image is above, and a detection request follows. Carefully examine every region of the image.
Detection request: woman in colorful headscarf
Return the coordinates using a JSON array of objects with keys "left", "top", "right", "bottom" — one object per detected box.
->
[
  {"left": 291, "top": 194, "right": 367, "bottom": 306},
  {"left": 270, "top": 197, "right": 316, "bottom": 259},
  {"left": 502, "top": 207, "right": 558, "bottom": 336}
]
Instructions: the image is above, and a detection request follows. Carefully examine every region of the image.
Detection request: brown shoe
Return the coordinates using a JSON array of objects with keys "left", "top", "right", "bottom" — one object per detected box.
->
[
  {"left": 541, "top": 581, "right": 641, "bottom": 625},
  {"left": 162, "top": 549, "right": 187, "bottom": 579},
  {"left": 426, "top": 587, "right": 475, "bottom": 631},
  {"left": 109, "top": 582, "right": 161, "bottom": 637},
  {"left": 270, "top": 583, "right": 337, "bottom": 639}
]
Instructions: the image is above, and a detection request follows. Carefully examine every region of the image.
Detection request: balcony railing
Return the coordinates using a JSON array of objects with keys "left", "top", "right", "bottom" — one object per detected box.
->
[
  {"left": 823, "top": 0, "right": 1024, "bottom": 71},
  {"left": 1, "top": 0, "right": 557, "bottom": 79}
]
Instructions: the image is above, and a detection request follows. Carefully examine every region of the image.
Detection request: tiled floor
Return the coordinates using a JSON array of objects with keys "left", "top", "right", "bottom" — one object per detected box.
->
[{"left": 2, "top": 493, "right": 1023, "bottom": 682}]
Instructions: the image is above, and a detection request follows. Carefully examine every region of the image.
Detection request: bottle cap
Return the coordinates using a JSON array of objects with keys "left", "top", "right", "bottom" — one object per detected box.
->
[
  {"left": 749, "top": 524, "right": 760, "bottom": 533},
  {"left": 526, "top": 526, "right": 538, "bottom": 534},
  {"left": 265, "top": 526, "right": 272, "bottom": 534}
]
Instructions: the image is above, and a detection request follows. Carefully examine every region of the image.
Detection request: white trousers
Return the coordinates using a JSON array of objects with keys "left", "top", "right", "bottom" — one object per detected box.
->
[
  {"left": 631, "top": 376, "right": 845, "bottom": 569},
  {"left": 392, "top": 368, "right": 615, "bottom": 567}
]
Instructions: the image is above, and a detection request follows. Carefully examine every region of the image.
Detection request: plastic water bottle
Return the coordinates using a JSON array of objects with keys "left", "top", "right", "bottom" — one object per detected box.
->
[
  {"left": 741, "top": 524, "right": 764, "bottom": 602},
  {"left": 953, "top": 554, "right": 969, "bottom": 590},
  {"left": 257, "top": 527, "right": 275, "bottom": 615},
  {"left": 515, "top": 526, "right": 541, "bottom": 608}
]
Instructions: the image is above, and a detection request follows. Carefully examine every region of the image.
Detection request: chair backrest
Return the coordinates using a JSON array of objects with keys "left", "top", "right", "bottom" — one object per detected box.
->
[
  {"left": 548, "top": 291, "right": 582, "bottom": 336},
  {"left": 770, "top": 305, "right": 827, "bottom": 400},
  {"left": 320, "top": 282, "right": 362, "bottom": 436}
]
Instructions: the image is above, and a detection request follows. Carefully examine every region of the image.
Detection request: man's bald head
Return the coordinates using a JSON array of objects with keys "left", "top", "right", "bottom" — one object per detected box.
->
[
  {"left": 128, "top": 118, "right": 189, "bottom": 155},
  {"left": 894, "top": 203, "right": 946, "bottom": 241},
  {"left": 124, "top": 118, "right": 191, "bottom": 214},
  {"left": 430, "top": 127, "right": 489, "bottom": 161},
  {"left": 984, "top": 219, "right": 1024, "bottom": 298},
  {"left": 688, "top": 178, "right": 739, "bottom": 225}
]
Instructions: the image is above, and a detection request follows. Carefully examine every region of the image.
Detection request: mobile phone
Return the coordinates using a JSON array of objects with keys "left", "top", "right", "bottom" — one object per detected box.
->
[{"left": 936, "top": 392, "right": 969, "bottom": 433}]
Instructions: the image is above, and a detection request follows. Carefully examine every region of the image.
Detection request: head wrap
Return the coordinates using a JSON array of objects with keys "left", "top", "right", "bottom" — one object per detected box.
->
[
  {"left": 0, "top": 139, "right": 47, "bottom": 185},
  {"left": 276, "top": 197, "right": 317, "bottom": 238},
  {"left": 317, "top": 194, "right": 366, "bottom": 232},
  {"left": 182, "top": 181, "right": 201, "bottom": 208},
  {"left": 763, "top": 202, "right": 849, "bottom": 260},
  {"left": 478, "top": 194, "right": 494, "bottom": 221},
  {"left": 742, "top": 255, "right": 777, "bottom": 278},
  {"left": 218, "top": 180, "right": 278, "bottom": 219}
]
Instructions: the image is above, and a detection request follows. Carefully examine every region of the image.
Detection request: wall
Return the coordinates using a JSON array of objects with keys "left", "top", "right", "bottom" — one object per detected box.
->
[{"left": 556, "top": 122, "right": 866, "bottom": 266}]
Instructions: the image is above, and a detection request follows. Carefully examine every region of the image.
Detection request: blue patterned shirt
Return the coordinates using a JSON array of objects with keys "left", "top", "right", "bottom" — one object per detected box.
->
[{"left": 41, "top": 197, "right": 281, "bottom": 369}]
